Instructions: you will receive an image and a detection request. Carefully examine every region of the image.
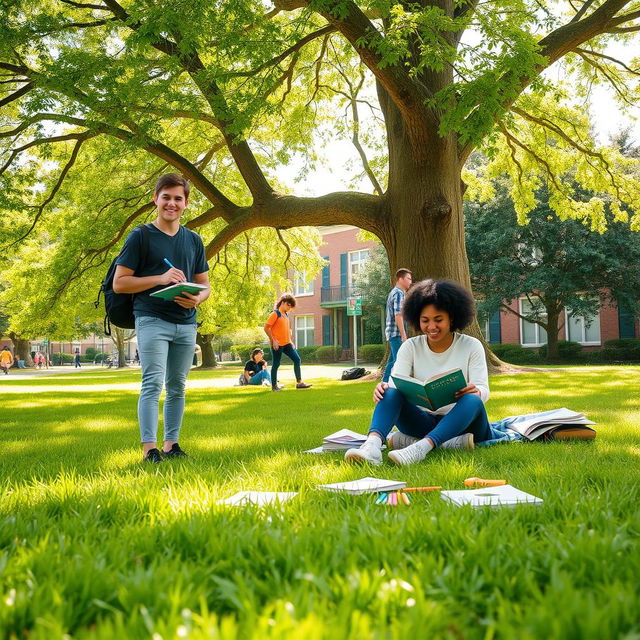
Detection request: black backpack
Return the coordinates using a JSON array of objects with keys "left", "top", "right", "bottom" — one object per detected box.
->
[
  {"left": 341, "top": 367, "right": 368, "bottom": 380},
  {"left": 95, "top": 224, "right": 151, "bottom": 335}
]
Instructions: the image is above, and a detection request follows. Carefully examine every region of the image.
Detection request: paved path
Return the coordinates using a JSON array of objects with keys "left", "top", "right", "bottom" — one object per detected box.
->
[{"left": 0, "top": 363, "right": 378, "bottom": 393}]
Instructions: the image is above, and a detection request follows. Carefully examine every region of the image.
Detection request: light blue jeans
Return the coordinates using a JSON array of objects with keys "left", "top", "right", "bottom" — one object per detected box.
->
[
  {"left": 248, "top": 369, "right": 271, "bottom": 385},
  {"left": 135, "top": 316, "right": 197, "bottom": 444}
]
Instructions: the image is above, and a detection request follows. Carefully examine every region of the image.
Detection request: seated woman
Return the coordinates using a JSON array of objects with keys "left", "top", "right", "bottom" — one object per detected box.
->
[
  {"left": 243, "top": 348, "right": 272, "bottom": 387},
  {"left": 345, "top": 278, "right": 493, "bottom": 466}
]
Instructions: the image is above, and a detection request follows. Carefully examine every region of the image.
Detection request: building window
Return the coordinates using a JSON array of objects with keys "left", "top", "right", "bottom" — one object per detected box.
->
[
  {"left": 294, "top": 270, "right": 314, "bottom": 296},
  {"left": 348, "top": 249, "right": 370, "bottom": 286},
  {"left": 295, "top": 315, "right": 314, "bottom": 347},
  {"left": 520, "top": 298, "right": 547, "bottom": 346},
  {"left": 566, "top": 309, "right": 601, "bottom": 345}
]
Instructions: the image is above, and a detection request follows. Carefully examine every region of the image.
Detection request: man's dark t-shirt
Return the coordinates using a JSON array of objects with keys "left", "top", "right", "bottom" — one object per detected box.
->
[
  {"left": 244, "top": 359, "right": 267, "bottom": 376},
  {"left": 116, "top": 224, "right": 209, "bottom": 324}
]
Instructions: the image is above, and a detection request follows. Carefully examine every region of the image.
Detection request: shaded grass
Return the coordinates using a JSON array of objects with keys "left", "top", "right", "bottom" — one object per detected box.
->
[{"left": 1, "top": 365, "right": 639, "bottom": 639}]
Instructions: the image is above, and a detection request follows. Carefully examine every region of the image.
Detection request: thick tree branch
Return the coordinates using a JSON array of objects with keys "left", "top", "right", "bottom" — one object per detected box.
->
[
  {"left": 0, "top": 82, "right": 34, "bottom": 108},
  {"left": 204, "top": 191, "right": 383, "bottom": 259},
  {"left": 102, "top": 0, "right": 276, "bottom": 203}
]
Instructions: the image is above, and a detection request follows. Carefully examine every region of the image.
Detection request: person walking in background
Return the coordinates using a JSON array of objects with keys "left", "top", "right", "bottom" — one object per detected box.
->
[
  {"left": 382, "top": 268, "right": 413, "bottom": 382},
  {"left": 264, "top": 293, "right": 312, "bottom": 391},
  {"left": 113, "top": 173, "right": 211, "bottom": 463},
  {"left": 74, "top": 348, "right": 82, "bottom": 368},
  {"left": 243, "top": 348, "right": 271, "bottom": 387},
  {"left": 1, "top": 346, "right": 14, "bottom": 375}
]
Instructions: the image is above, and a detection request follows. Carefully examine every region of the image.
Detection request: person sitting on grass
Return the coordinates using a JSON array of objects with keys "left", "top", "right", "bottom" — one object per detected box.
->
[
  {"left": 345, "top": 278, "right": 492, "bottom": 466},
  {"left": 243, "top": 348, "right": 272, "bottom": 387},
  {"left": 263, "top": 293, "right": 312, "bottom": 391}
]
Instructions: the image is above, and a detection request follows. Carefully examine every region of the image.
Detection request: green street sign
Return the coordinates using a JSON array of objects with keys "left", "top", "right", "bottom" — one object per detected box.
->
[{"left": 346, "top": 297, "right": 362, "bottom": 316}]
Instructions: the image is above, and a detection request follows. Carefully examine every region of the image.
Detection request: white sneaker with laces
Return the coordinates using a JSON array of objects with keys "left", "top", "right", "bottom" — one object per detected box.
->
[
  {"left": 387, "top": 431, "right": 420, "bottom": 450},
  {"left": 387, "top": 438, "right": 433, "bottom": 466},
  {"left": 344, "top": 435, "right": 383, "bottom": 466},
  {"left": 440, "top": 433, "right": 475, "bottom": 450}
]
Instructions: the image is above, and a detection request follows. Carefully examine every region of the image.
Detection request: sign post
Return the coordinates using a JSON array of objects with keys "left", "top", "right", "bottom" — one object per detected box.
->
[{"left": 346, "top": 297, "right": 363, "bottom": 366}]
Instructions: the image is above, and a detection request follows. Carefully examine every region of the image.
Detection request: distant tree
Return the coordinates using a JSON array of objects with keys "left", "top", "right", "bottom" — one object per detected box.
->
[
  {"left": 353, "top": 244, "right": 389, "bottom": 344},
  {"left": 466, "top": 184, "right": 640, "bottom": 359}
]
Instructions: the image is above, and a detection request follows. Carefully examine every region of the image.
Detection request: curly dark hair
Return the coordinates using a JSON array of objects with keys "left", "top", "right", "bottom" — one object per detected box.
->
[{"left": 403, "top": 279, "right": 475, "bottom": 333}]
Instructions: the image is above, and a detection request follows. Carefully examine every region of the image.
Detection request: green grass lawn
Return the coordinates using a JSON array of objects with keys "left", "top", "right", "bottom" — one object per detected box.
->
[{"left": 1, "top": 365, "right": 639, "bottom": 639}]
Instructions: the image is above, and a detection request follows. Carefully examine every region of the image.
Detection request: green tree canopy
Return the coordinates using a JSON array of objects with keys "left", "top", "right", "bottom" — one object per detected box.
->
[
  {"left": 466, "top": 181, "right": 640, "bottom": 359},
  {"left": 2, "top": 0, "right": 640, "bottom": 366}
]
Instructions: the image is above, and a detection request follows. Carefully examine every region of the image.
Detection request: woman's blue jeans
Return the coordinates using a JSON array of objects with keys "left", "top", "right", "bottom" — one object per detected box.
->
[
  {"left": 136, "top": 316, "right": 197, "bottom": 444},
  {"left": 369, "top": 387, "right": 493, "bottom": 447},
  {"left": 248, "top": 369, "right": 271, "bottom": 385},
  {"left": 270, "top": 343, "right": 301, "bottom": 387}
]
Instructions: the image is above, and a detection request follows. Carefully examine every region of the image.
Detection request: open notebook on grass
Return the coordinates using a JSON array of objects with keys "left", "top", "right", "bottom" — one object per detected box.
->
[
  {"left": 502, "top": 408, "right": 595, "bottom": 441},
  {"left": 316, "top": 477, "right": 406, "bottom": 495},
  {"left": 441, "top": 484, "right": 543, "bottom": 507}
]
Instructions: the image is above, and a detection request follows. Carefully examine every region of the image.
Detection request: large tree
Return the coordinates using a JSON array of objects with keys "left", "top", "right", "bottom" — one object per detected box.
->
[
  {"left": 2, "top": 0, "right": 640, "bottom": 353},
  {"left": 466, "top": 182, "right": 640, "bottom": 359}
]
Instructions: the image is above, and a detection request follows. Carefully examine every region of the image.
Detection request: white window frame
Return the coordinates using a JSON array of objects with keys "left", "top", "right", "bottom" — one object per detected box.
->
[
  {"left": 348, "top": 249, "right": 370, "bottom": 287},
  {"left": 565, "top": 308, "right": 601, "bottom": 345},
  {"left": 294, "top": 270, "right": 314, "bottom": 297},
  {"left": 519, "top": 298, "right": 547, "bottom": 347},
  {"left": 516, "top": 243, "right": 543, "bottom": 266},
  {"left": 295, "top": 315, "right": 315, "bottom": 347}
]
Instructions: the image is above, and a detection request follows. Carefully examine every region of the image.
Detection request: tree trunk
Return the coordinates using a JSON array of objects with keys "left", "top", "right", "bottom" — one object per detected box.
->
[
  {"left": 197, "top": 332, "right": 217, "bottom": 369},
  {"left": 376, "top": 86, "right": 506, "bottom": 373},
  {"left": 9, "top": 333, "right": 33, "bottom": 367},
  {"left": 544, "top": 308, "right": 561, "bottom": 360},
  {"left": 111, "top": 327, "right": 129, "bottom": 368}
]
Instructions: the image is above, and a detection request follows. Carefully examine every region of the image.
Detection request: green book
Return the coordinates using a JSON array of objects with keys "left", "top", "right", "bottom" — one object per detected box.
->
[
  {"left": 149, "top": 282, "right": 207, "bottom": 301},
  {"left": 391, "top": 368, "right": 466, "bottom": 411}
]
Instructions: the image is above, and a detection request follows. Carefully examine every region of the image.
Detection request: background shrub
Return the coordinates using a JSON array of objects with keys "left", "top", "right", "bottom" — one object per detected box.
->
[
  {"left": 490, "top": 343, "right": 540, "bottom": 364},
  {"left": 538, "top": 340, "right": 584, "bottom": 362},
  {"left": 359, "top": 344, "right": 385, "bottom": 363},
  {"left": 315, "top": 345, "right": 343, "bottom": 363},
  {"left": 601, "top": 338, "right": 640, "bottom": 362},
  {"left": 296, "top": 345, "right": 319, "bottom": 362},
  {"left": 85, "top": 347, "right": 98, "bottom": 360},
  {"left": 51, "top": 352, "right": 74, "bottom": 365}
]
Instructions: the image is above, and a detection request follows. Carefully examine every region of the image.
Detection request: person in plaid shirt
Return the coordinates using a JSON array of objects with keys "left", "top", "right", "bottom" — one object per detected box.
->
[{"left": 382, "top": 268, "right": 413, "bottom": 382}]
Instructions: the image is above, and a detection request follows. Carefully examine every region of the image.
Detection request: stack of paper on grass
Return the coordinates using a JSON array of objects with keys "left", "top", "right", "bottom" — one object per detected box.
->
[
  {"left": 441, "top": 484, "right": 543, "bottom": 508},
  {"left": 322, "top": 429, "right": 368, "bottom": 451},
  {"left": 317, "top": 477, "right": 406, "bottom": 495},
  {"left": 503, "top": 408, "right": 595, "bottom": 441},
  {"left": 218, "top": 491, "right": 298, "bottom": 506}
]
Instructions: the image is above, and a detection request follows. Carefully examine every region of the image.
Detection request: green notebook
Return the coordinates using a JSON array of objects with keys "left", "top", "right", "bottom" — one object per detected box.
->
[
  {"left": 149, "top": 282, "right": 207, "bottom": 301},
  {"left": 391, "top": 368, "right": 466, "bottom": 410}
]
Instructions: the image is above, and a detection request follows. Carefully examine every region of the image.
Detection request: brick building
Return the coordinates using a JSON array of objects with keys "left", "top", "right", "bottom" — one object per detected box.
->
[{"left": 289, "top": 225, "right": 639, "bottom": 352}]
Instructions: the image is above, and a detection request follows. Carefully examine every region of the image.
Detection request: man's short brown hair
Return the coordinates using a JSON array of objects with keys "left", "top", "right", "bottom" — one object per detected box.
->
[
  {"left": 395, "top": 268, "right": 412, "bottom": 280},
  {"left": 154, "top": 173, "right": 190, "bottom": 199}
]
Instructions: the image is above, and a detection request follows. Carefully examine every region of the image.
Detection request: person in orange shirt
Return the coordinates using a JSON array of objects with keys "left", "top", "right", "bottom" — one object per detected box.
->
[
  {"left": 263, "top": 293, "right": 312, "bottom": 391},
  {"left": 1, "top": 346, "right": 14, "bottom": 375}
]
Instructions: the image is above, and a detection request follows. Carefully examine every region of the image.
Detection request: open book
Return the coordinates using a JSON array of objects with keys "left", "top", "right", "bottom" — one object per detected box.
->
[
  {"left": 150, "top": 282, "right": 207, "bottom": 300},
  {"left": 441, "top": 484, "right": 543, "bottom": 508},
  {"left": 316, "top": 477, "right": 406, "bottom": 495},
  {"left": 503, "top": 408, "right": 595, "bottom": 441},
  {"left": 391, "top": 368, "right": 466, "bottom": 410}
]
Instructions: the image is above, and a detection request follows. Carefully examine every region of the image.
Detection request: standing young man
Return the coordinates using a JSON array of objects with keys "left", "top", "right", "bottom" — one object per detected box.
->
[
  {"left": 382, "top": 268, "right": 413, "bottom": 382},
  {"left": 114, "top": 173, "right": 210, "bottom": 463}
]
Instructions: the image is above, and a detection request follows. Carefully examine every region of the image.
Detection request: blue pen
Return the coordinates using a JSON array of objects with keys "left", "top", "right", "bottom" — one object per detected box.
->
[{"left": 163, "top": 258, "right": 175, "bottom": 269}]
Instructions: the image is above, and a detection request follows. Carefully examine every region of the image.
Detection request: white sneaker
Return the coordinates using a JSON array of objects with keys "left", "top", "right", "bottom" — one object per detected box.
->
[
  {"left": 387, "top": 431, "right": 420, "bottom": 450},
  {"left": 387, "top": 439, "right": 433, "bottom": 466},
  {"left": 344, "top": 436, "right": 383, "bottom": 466},
  {"left": 440, "top": 433, "right": 474, "bottom": 450}
]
